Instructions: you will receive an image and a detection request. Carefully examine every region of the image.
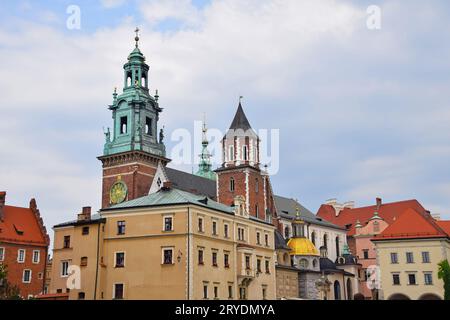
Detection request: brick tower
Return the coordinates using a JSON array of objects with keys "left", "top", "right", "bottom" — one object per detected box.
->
[
  {"left": 98, "top": 29, "right": 169, "bottom": 208},
  {"left": 215, "top": 101, "right": 276, "bottom": 223}
]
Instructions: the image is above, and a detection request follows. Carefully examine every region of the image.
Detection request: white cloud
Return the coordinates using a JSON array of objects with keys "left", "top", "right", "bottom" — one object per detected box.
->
[{"left": 100, "top": 0, "right": 128, "bottom": 9}]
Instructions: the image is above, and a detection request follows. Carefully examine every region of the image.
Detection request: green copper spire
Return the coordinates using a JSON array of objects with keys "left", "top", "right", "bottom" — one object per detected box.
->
[
  {"left": 196, "top": 116, "right": 216, "bottom": 180},
  {"left": 103, "top": 28, "right": 166, "bottom": 158}
]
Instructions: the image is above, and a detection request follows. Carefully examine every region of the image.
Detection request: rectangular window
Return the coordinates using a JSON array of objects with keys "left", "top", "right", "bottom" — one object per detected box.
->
[
  {"left": 203, "top": 283, "right": 208, "bottom": 299},
  {"left": 257, "top": 259, "right": 262, "bottom": 273},
  {"left": 82, "top": 227, "right": 89, "bottom": 235},
  {"left": 23, "top": 270, "right": 32, "bottom": 283},
  {"left": 265, "top": 260, "right": 270, "bottom": 274},
  {"left": 163, "top": 249, "right": 173, "bottom": 265},
  {"left": 408, "top": 274, "right": 416, "bottom": 285},
  {"left": 229, "top": 146, "right": 234, "bottom": 161},
  {"left": 214, "top": 286, "right": 219, "bottom": 299},
  {"left": 406, "top": 252, "right": 414, "bottom": 264},
  {"left": 256, "top": 232, "right": 261, "bottom": 245},
  {"left": 212, "top": 252, "right": 218, "bottom": 267},
  {"left": 363, "top": 249, "right": 369, "bottom": 260},
  {"left": 212, "top": 221, "right": 217, "bottom": 235},
  {"left": 63, "top": 236, "right": 71, "bottom": 249},
  {"left": 265, "top": 234, "right": 269, "bottom": 246},
  {"left": 120, "top": 116, "right": 127, "bottom": 134},
  {"left": 0, "top": 247, "right": 5, "bottom": 261},
  {"left": 32, "top": 250, "right": 40, "bottom": 264},
  {"left": 228, "top": 285, "right": 233, "bottom": 299},
  {"left": 422, "top": 252, "right": 430, "bottom": 263},
  {"left": 115, "top": 252, "right": 125, "bottom": 268},
  {"left": 239, "top": 287, "right": 247, "bottom": 300},
  {"left": 145, "top": 117, "right": 153, "bottom": 135},
  {"left": 262, "top": 286, "right": 267, "bottom": 300},
  {"left": 243, "top": 145, "right": 248, "bottom": 161},
  {"left": 198, "top": 218, "right": 204, "bottom": 233},
  {"left": 224, "top": 224, "right": 229, "bottom": 238},
  {"left": 78, "top": 292, "right": 86, "bottom": 300},
  {"left": 164, "top": 216, "right": 173, "bottom": 232},
  {"left": 392, "top": 274, "right": 400, "bottom": 285},
  {"left": 117, "top": 221, "right": 126, "bottom": 235},
  {"left": 198, "top": 250, "right": 204, "bottom": 265},
  {"left": 424, "top": 273, "right": 433, "bottom": 285},
  {"left": 61, "top": 261, "right": 69, "bottom": 277},
  {"left": 224, "top": 253, "right": 230, "bottom": 268},
  {"left": 245, "top": 255, "right": 251, "bottom": 270},
  {"left": 238, "top": 227, "right": 245, "bottom": 241},
  {"left": 80, "top": 257, "right": 88, "bottom": 267},
  {"left": 17, "top": 249, "right": 25, "bottom": 263},
  {"left": 255, "top": 179, "right": 259, "bottom": 193},
  {"left": 390, "top": 252, "right": 398, "bottom": 264},
  {"left": 114, "top": 283, "right": 124, "bottom": 300},
  {"left": 255, "top": 205, "right": 259, "bottom": 218}
]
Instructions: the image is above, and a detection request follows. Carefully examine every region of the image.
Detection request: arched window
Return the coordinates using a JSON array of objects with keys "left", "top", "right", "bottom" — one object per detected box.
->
[
  {"left": 334, "top": 281, "right": 341, "bottom": 300},
  {"left": 311, "top": 231, "right": 316, "bottom": 245},
  {"left": 323, "top": 234, "right": 328, "bottom": 249},
  {"left": 243, "top": 145, "right": 248, "bottom": 161},
  {"left": 255, "top": 179, "right": 259, "bottom": 193},
  {"left": 347, "top": 278, "right": 353, "bottom": 300},
  {"left": 284, "top": 226, "right": 290, "bottom": 239},
  {"left": 335, "top": 236, "right": 340, "bottom": 256},
  {"left": 230, "top": 177, "right": 235, "bottom": 192},
  {"left": 312, "top": 259, "right": 317, "bottom": 268},
  {"left": 229, "top": 145, "right": 235, "bottom": 161}
]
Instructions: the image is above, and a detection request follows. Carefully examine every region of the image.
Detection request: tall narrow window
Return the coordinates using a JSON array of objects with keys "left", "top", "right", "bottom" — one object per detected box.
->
[
  {"left": 390, "top": 252, "right": 398, "bottom": 264},
  {"left": 255, "top": 179, "right": 259, "bottom": 193},
  {"left": 255, "top": 205, "right": 259, "bottom": 218},
  {"left": 229, "top": 145, "right": 235, "bottom": 161},
  {"left": 323, "top": 234, "right": 328, "bottom": 249},
  {"left": 212, "top": 221, "right": 218, "bottom": 235},
  {"left": 245, "top": 255, "right": 251, "bottom": 270},
  {"left": 115, "top": 252, "right": 125, "bottom": 268},
  {"left": 422, "top": 252, "right": 430, "bottom": 263},
  {"left": 406, "top": 252, "right": 414, "bottom": 264},
  {"left": 214, "top": 286, "right": 219, "bottom": 299},
  {"left": 198, "top": 250, "right": 204, "bottom": 265},
  {"left": 392, "top": 273, "right": 400, "bottom": 285},
  {"left": 163, "top": 249, "right": 173, "bottom": 265},
  {"left": 230, "top": 178, "right": 235, "bottom": 192},
  {"left": 61, "top": 261, "right": 69, "bottom": 277},
  {"left": 265, "top": 234, "right": 269, "bottom": 246},
  {"left": 0, "top": 247, "right": 4, "bottom": 261},
  {"left": 198, "top": 218, "right": 204, "bottom": 232},
  {"left": 224, "top": 224, "right": 229, "bottom": 238},
  {"left": 203, "top": 284, "right": 208, "bottom": 299},
  {"left": 224, "top": 253, "right": 230, "bottom": 268},
  {"left": 22, "top": 270, "right": 32, "bottom": 283},
  {"left": 212, "top": 252, "right": 218, "bottom": 267},
  {"left": 335, "top": 237, "right": 340, "bottom": 256},
  {"left": 164, "top": 216, "right": 173, "bottom": 232},
  {"left": 311, "top": 232, "right": 316, "bottom": 245},
  {"left": 17, "top": 249, "right": 25, "bottom": 263},
  {"left": 120, "top": 116, "right": 128, "bottom": 134},
  {"left": 243, "top": 145, "right": 248, "bottom": 161},
  {"left": 145, "top": 117, "right": 152, "bottom": 135},
  {"left": 32, "top": 250, "right": 40, "bottom": 264},
  {"left": 257, "top": 259, "right": 262, "bottom": 273},
  {"left": 228, "top": 285, "right": 233, "bottom": 299},
  {"left": 265, "top": 260, "right": 270, "bottom": 274}
]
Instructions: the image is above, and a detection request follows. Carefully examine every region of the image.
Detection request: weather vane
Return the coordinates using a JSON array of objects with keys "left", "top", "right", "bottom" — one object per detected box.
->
[{"left": 135, "top": 27, "right": 140, "bottom": 47}]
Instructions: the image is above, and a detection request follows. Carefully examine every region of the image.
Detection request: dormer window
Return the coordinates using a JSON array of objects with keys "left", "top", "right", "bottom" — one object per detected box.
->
[{"left": 120, "top": 116, "right": 128, "bottom": 134}]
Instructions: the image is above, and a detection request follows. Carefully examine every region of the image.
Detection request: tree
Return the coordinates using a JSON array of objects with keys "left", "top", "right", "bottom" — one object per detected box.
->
[
  {"left": 438, "top": 259, "right": 450, "bottom": 300},
  {"left": 0, "top": 264, "right": 21, "bottom": 300}
]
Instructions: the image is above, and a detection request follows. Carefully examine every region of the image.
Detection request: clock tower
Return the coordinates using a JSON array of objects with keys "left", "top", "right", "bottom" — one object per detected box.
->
[{"left": 98, "top": 29, "right": 169, "bottom": 208}]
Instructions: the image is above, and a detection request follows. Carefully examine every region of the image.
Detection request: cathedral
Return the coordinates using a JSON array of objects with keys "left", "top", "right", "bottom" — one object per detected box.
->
[{"left": 48, "top": 30, "right": 361, "bottom": 300}]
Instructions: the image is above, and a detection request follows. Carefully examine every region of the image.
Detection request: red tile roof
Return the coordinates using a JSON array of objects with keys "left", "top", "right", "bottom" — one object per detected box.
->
[
  {"left": 436, "top": 220, "right": 450, "bottom": 236},
  {"left": 372, "top": 208, "right": 450, "bottom": 241},
  {"left": 0, "top": 204, "right": 49, "bottom": 246},
  {"left": 316, "top": 199, "right": 427, "bottom": 236}
]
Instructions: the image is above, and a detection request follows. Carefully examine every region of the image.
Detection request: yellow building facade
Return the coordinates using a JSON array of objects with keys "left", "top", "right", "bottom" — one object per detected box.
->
[{"left": 49, "top": 188, "right": 276, "bottom": 300}]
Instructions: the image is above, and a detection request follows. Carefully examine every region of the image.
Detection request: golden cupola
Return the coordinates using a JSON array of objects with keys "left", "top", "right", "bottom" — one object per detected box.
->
[{"left": 287, "top": 206, "right": 319, "bottom": 256}]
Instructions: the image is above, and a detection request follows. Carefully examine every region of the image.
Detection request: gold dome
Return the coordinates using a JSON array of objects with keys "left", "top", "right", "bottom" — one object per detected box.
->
[{"left": 287, "top": 237, "right": 319, "bottom": 256}]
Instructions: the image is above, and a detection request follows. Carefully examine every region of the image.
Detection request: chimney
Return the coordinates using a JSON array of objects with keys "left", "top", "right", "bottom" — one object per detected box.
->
[
  {"left": 376, "top": 197, "right": 382, "bottom": 210},
  {"left": 162, "top": 181, "right": 172, "bottom": 190},
  {"left": 78, "top": 206, "right": 92, "bottom": 221},
  {"left": 431, "top": 213, "right": 441, "bottom": 221},
  {"left": 0, "top": 191, "right": 6, "bottom": 221}
]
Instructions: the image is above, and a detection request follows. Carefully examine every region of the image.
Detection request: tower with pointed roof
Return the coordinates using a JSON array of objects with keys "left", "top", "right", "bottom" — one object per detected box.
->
[
  {"left": 215, "top": 99, "right": 276, "bottom": 223},
  {"left": 98, "top": 29, "right": 169, "bottom": 208},
  {"left": 195, "top": 118, "right": 216, "bottom": 180}
]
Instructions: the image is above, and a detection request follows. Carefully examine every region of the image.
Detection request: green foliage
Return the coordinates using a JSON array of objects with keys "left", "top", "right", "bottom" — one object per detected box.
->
[
  {"left": 438, "top": 259, "right": 450, "bottom": 300},
  {"left": 0, "top": 264, "right": 22, "bottom": 300}
]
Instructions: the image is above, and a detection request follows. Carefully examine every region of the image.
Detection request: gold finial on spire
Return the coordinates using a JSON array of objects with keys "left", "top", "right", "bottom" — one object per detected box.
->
[
  {"left": 239, "top": 95, "right": 244, "bottom": 104},
  {"left": 134, "top": 27, "right": 140, "bottom": 47}
]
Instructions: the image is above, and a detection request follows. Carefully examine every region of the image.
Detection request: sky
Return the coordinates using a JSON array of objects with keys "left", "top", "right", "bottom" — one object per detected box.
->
[{"left": 1, "top": 0, "right": 450, "bottom": 246}]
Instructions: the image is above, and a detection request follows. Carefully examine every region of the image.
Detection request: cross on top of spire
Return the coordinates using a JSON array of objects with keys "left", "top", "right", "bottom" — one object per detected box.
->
[{"left": 135, "top": 27, "right": 140, "bottom": 47}]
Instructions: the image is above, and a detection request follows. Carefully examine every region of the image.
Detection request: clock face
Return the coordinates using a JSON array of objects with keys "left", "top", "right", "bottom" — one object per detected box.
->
[{"left": 110, "top": 181, "right": 128, "bottom": 205}]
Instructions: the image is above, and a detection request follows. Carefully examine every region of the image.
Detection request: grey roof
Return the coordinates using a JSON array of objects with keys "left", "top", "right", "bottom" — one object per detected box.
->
[
  {"left": 275, "top": 229, "right": 291, "bottom": 250},
  {"left": 54, "top": 214, "right": 104, "bottom": 228},
  {"left": 166, "top": 167, "right": 217, "bottom": 200},
  {"left": 229, "top": 103, "right": 253, "bottom": 131},
  {"left": 274, "top": 195, "right": 345, "bottom": 230},
  {"left": 104, "top": 187, "right": 234, "bottom": 215}
]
